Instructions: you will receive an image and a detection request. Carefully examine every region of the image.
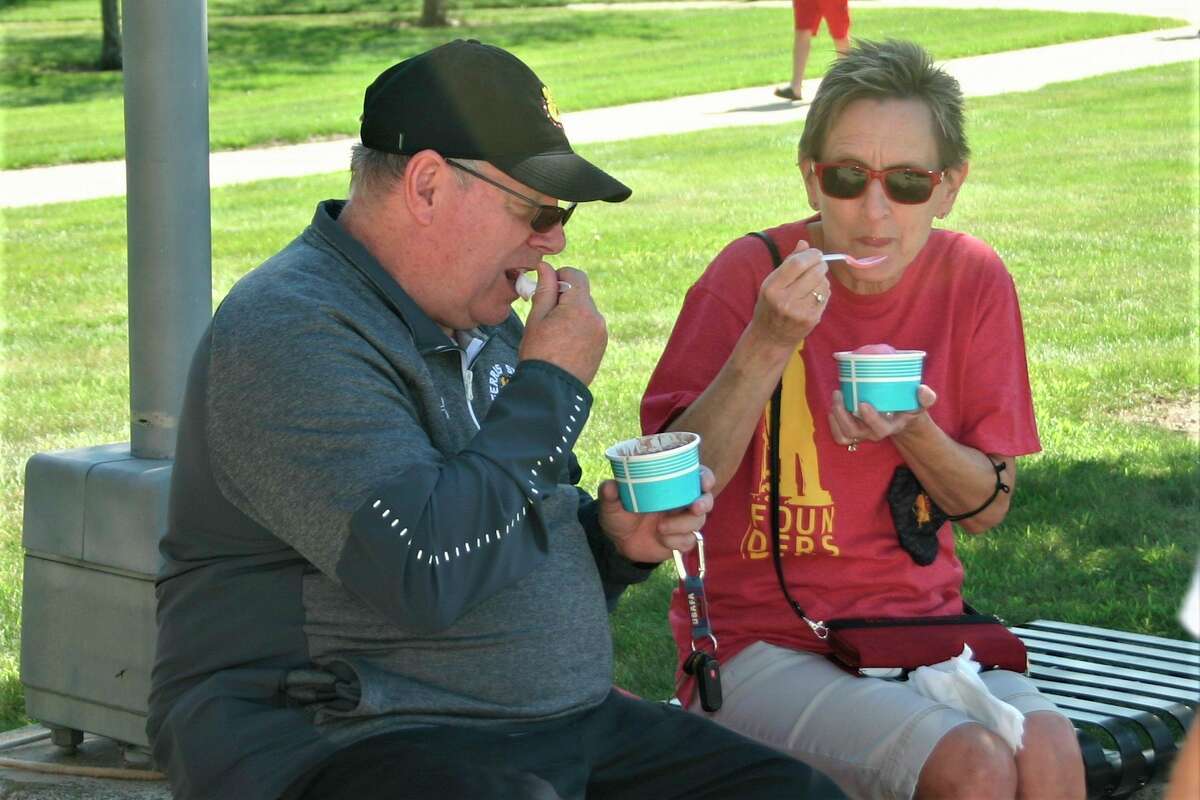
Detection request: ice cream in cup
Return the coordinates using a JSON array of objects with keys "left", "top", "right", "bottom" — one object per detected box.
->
[
  {"left": 834, "top": 344, "right": 925, "bottom": 415},
  {"left": 604, "top": 432, "right": 702, "bottom": 513}
]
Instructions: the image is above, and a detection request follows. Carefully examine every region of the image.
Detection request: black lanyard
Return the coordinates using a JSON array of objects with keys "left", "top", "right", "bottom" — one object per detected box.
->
[{"left": 674, "top": 532, "right": 722, "bottom": 712}]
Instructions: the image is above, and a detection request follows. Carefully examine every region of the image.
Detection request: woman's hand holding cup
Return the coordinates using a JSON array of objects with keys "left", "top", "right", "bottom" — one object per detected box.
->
[{"left": 829, "top": 385, "right": 938, "bottom": 449}]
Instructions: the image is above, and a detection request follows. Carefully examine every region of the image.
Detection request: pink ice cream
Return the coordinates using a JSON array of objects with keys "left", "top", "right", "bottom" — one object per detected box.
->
[{"left": 853, "top": 343, "right": 898, "bottom": 354}]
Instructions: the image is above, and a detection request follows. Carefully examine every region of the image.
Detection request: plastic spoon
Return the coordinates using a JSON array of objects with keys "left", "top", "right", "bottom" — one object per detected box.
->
[
  {"left": 515, "top": 272, "right": 573, "bottom": 301},
  {"left": 822, "top": 253, "right": 888, "bottom": 268}
]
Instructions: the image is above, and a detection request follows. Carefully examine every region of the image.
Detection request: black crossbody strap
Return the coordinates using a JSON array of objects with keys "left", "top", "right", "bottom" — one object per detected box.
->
[
  {"left": 745, "top": 233, "right": 824, "bottom": 634},
  {"left": 770, "top": 374, "right": 809, "bottom": 621},
  {"left": 746, "top": 230, "right": 782, "bottom": 268}
]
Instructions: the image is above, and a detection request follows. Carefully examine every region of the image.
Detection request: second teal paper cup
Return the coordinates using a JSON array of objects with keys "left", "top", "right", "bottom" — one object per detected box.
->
[{"left": 605, "top": 432, "right": 702, "bottom": 513}]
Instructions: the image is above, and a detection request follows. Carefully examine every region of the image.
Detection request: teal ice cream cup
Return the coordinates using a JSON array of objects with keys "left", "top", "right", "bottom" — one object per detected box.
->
[
  {"left": 834, "top": 349, "right": 926, "bottom": 414},
  {"left": 605, "top": 432, "right": 702, "bottom": 513}
]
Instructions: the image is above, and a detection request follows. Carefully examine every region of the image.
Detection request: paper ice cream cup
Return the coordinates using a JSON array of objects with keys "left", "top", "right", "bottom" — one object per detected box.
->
[
  {"left": 834, "top": 350, "right": 926, "bottom": 414},
  {"left": 604, "top": 432, "right": 702, "bottom": 513}
]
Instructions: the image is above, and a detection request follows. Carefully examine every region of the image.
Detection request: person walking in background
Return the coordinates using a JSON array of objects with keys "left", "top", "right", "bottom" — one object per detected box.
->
[{"left": 775, "top": 0, "right": 851, "bottom": 102}]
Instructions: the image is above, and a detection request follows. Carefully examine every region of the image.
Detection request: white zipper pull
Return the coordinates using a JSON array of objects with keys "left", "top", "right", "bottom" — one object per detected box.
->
[{"left": 457, "top": 339, "right": 482, "bottom": 430}]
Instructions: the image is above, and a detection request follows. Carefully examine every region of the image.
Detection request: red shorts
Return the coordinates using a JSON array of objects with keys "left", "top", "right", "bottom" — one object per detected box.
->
[{"left": 791, "top": 0, "right": 851, "bottom": 38}]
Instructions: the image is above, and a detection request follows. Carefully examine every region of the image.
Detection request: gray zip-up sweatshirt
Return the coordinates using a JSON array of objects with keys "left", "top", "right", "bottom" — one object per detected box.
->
[{"left": 147, "top": 200, "right": 654, "bottom": 800}]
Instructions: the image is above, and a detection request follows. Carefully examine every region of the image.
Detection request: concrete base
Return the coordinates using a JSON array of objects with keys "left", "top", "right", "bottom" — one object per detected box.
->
[{"left": 0, "top": 726, "right": 169, "bottom": 800}]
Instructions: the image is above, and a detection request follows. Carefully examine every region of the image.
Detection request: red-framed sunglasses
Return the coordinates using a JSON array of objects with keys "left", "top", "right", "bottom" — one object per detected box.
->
[
  {"left": 811, "top": 162, "right": 944, "bottom": 205},
  {"left": 447, "top": 159, "right": 576, "bottom": 233}
]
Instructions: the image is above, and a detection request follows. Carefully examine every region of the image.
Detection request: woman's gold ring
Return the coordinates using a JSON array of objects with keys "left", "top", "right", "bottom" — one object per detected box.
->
[
  {"left": 847, "top": 438, "right": 859, "bottom": 453},
  {"left": 812, "top": 290, "right": 826, "bottom": 304}
]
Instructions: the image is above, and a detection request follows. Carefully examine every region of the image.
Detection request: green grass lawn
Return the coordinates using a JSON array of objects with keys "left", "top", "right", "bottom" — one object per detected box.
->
[
  {"left": 2, "top": 61, "right": 1198, "bottom": 727},
  {"left": 0, "top": 0, "right": 567, "bottom": 21},
  {"left": 0, "top": 5, "right": 1182, "bottom": 168}
]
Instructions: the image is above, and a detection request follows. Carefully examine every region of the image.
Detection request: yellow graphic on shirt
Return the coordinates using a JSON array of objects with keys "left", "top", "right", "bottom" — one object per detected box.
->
[{"left": 740, "top": 343, "right": 840, "bottom": 560}]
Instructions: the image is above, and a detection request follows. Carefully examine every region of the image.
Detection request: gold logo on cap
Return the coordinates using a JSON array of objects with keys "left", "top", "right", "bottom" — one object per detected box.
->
[{"left": 542, "top": 85, "right": 563, "bottom": 128}]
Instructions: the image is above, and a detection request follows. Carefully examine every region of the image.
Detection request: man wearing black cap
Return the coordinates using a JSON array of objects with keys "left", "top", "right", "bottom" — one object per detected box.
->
[{"left": 147, "top": 40, "right": 840, "bottom": 800}]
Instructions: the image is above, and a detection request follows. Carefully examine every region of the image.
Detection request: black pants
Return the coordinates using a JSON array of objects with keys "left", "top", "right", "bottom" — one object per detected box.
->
[{"left": 284, "top": 690, "right": 843, "bottom": 800}]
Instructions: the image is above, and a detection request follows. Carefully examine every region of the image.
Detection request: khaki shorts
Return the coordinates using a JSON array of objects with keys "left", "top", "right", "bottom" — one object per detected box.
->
[{"left": 693, "top": 641, "right": 1065, "bottom": 800}]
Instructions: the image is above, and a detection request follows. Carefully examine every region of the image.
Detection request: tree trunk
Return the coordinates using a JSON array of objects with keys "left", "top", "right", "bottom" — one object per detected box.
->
[
  {"left": 419, "top": 0, "right": 449, "bottom": 28},
  {"left": 99, "top": 0, "right": 122, "bottom": 71}
]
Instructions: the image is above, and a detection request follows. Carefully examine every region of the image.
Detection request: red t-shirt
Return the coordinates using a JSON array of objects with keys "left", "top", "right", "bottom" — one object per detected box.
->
[{"left": 641, "top": 218, "right": 1041, "bottom": 704}]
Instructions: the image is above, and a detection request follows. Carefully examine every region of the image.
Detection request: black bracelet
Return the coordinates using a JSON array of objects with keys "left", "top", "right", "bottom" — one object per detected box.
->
[{"left": 944, "top": 460, "right": 1011, "bottom": 521}]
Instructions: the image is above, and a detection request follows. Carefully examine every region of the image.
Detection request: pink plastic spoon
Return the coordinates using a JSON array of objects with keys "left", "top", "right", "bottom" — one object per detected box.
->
[{"left": 822, "top": 253, "right": 887, "bottom": 268}]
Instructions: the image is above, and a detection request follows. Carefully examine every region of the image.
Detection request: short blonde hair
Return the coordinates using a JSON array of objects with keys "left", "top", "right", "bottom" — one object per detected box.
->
[{"left": 799, "top": 39, "right": 969, "bottom": 169}]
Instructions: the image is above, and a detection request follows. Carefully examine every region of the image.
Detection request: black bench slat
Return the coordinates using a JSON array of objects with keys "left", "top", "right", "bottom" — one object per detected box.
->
[
  {"left": 1011, "top": 622, "right": 1198, "bottom": 798},
  {"left": 1030, "top": 662, "right": 1200, "bottom": 706},
  {"left": 1014, "top": 627, "right": 1200, "bottom": 668},
  {"left": 1031, "top": 677, "right": 1195, "bottom": 728},
  {"left": 1028, "top": 652, "right": 1200, "bottom": 693},
  {"left": 1040, "top": 694, "right": 1176, "bottom": 756},
  {"left": 1018, "top": 638, "right": 1199, "bottom": 679},
  {"left": 1062, "top": 708, "right": 1155, "bottom": 798},
  {"left": 1027, "top": 620, "right": 1200, "bottom": 655},
  {"left": 1075, "top": 734, "right": 1120, "bottom": 800}
]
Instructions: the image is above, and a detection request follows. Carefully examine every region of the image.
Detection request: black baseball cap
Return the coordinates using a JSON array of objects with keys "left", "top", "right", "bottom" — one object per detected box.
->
[{"left": 360, "top": 40, "right": 631, "bottom": 203}]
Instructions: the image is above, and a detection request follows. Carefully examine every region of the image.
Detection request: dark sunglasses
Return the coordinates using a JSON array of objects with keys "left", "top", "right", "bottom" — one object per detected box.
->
[
  {"left": 447, "top": 159, "right": 576, "bottom": 233},
  {"left": 811, "top": 162, "right": 944, "bottom": 205}
]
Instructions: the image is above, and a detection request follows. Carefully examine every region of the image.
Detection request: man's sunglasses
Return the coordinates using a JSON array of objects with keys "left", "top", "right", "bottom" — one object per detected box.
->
[
  {"left": 447, "top": 159, "right": 576, "bottom": 233},
  {"left": 811, "top": 162, "right": 944, "bottom": 205}
]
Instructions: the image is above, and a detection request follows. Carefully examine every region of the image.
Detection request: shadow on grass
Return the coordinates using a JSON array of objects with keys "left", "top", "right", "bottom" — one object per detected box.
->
[
  {"left": 1, "top": 12, "right": 666, "bottom": 107},
  {"left": 959, "top": 445, "right": 1198, "bottom": 637},
  {"left": 0, "top": 0, "right": 57, "bottom": 14},
  {"left": 207, "top": 0, "right": 565, "bottom": 14},
  {"left": 1, "top": 33, "right": 124, "bottom": 107},
  {"left": 207, "top": 13, "right": 665, "bottom": 78}
]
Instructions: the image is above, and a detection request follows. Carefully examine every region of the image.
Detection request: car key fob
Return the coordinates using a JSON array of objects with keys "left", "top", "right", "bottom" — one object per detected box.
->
[{"left": 683, "top": 650, "right": 723, "bottom": 712}]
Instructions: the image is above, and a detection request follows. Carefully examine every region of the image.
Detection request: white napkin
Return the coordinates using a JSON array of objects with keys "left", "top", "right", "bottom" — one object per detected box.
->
[{"left": 908, "top": 644, "right": 1025, "bottom": 752}]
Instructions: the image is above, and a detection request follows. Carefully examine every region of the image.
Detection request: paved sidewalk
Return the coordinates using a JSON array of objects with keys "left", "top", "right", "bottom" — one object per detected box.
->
[
  {"left": 576, "top": 0, "right": 1198, "bottom": 24},
  {"left": 2, "top": 23, "right": 1196, "bottom": 209}
]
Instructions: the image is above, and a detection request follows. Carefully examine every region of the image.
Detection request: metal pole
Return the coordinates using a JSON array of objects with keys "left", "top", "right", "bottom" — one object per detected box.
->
[{"left": 122, "top": 0, "right": 212, "bottom": 459}]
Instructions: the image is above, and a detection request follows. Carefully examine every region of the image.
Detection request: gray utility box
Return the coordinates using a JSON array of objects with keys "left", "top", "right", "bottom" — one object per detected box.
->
[{"left": 20, "top": 442, "right": 170, "bottom": 750}]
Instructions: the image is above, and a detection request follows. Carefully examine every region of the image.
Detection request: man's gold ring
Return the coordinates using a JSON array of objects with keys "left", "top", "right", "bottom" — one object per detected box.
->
[{"left": 812, "top": 290, "right": 825, "bottom": 304}]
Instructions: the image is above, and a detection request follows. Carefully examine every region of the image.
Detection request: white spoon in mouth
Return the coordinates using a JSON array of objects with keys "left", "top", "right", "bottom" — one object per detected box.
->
[
  {"left": 821, "top": 253, "right": 888, "bottom": 268},
  {"left": 515, "top": 271, "right": 573, "bottom": 301}
]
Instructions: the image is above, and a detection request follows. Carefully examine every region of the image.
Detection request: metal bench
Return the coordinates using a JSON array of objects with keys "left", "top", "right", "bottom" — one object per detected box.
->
[{"left": 1013, "top": 620, "right": 1199, "bottom": 799}]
